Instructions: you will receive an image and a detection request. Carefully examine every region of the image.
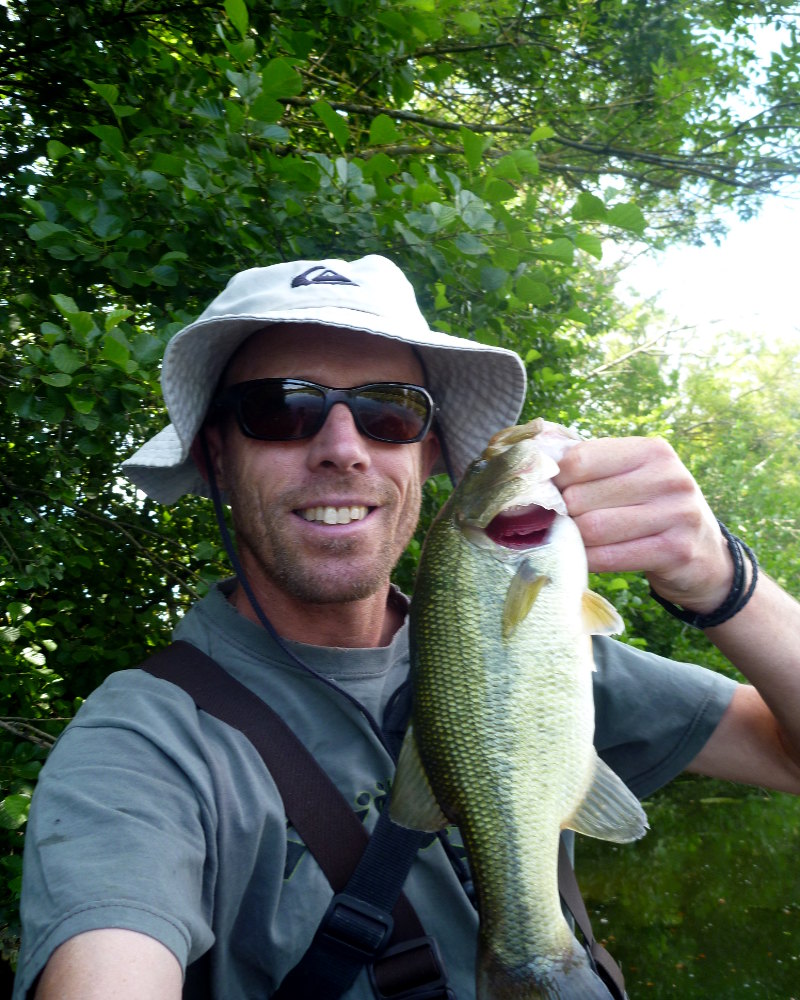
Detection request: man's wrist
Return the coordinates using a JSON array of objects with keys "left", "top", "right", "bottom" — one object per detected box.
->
[{"left": 650, "top": 521, "right": 759, "bottom": 630}]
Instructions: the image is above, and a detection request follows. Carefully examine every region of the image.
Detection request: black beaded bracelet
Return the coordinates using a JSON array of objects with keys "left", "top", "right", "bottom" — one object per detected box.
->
[{"left": 649, "top": 520, "right": 759, "bottom": 629}]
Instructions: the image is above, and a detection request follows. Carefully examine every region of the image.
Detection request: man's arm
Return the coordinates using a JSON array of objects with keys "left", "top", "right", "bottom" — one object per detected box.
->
[
  {"left": 556, "top": 435, "right": 800, "bottom": 793},
  {"left": 34, "top": 929, "right": 182, "bottom": 1000},
  {"left": 686, "top": 573, "right": 800, "bottom": 791}
]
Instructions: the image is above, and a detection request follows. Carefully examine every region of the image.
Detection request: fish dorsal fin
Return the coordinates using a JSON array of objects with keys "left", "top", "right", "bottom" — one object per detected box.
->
[
  {"left": 389, "top": 725, "right": 449, "bottom": 833},
  {"left": 564, "top": 753, "right": 648, "bottom": 843},
  {"left": 582, "top": 589, "right": 624, "bottom": 636},
  {"left": 502, "top": 564, "right": 550, "bottom": 640}
]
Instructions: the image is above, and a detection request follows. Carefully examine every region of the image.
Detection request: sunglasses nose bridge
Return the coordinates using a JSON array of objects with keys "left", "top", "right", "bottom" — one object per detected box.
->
[
  {"left": 316, "top": 387, "right": 360, "bottom": 434},
  {"left": 314, "top": 386, "right": 364, "bottom": 442}
]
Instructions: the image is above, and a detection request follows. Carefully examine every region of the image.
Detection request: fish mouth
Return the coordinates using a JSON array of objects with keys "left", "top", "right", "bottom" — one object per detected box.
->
[{"left": 484, "top": 504, "right": 556, "bottom": 549}]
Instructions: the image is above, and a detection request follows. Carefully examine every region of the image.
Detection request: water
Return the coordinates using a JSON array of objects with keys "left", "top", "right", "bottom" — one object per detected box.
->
[{"left": 578, "top": 775, "right": 800, "bottom": 999}]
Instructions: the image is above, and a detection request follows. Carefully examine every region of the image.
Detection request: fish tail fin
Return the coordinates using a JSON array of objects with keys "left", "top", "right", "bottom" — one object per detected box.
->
[{"left": 478, "top": 937, "right": 616, "bottom": 999}]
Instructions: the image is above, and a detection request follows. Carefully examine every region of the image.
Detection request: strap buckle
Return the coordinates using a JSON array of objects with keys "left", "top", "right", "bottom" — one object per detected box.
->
[
  {"left": 319, "top": 891, "right": 395, "bottom": 961},
  {"left": 370, "top": 936, "right": 454, "bottom": 1000}
]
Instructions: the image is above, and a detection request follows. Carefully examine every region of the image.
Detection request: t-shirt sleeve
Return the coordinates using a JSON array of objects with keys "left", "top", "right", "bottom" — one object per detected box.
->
[
  {"left": 591, "top": 636, "right": 738, "bottom": 799},
  {"left": 12, "top": 672, "right": 218, "bottom": 1000}
]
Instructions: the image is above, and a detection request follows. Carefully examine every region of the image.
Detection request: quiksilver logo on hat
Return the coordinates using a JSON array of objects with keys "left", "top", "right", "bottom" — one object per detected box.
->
[{"left": 291, "top": 266, "right": 358, "bottom": 288}]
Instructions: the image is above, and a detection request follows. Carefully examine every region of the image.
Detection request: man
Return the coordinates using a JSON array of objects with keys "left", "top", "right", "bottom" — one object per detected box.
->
[{"left": 14, "top": 255, "right": 800, "bottom": 999}]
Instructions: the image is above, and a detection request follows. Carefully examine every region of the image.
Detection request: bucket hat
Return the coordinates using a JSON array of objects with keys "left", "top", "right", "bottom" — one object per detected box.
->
[{"left": 122, "top": 255, "right": 527, "bottom": 502}]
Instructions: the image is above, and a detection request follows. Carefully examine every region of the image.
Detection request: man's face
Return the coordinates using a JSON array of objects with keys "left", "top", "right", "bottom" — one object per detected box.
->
[{"left": 206, "top": 324, "right": 440, "bottom": 606}]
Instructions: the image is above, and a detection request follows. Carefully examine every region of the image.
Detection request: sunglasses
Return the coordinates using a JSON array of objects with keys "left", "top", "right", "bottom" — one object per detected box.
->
[{"left": 211, "top": 378, "right": 437, "bottom": 444}]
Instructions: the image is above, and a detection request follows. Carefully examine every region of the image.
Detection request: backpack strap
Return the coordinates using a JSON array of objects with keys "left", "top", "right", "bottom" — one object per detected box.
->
[
  {"left": 558, "top": 839, "right": 628, "bottom": 1000},
  {"left": 141, "top": 640, "right": 452, "bottom": 1000}
]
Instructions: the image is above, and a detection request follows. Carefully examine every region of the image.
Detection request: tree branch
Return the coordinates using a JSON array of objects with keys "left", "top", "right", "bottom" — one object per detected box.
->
[
  {"left": 0, "top": 718, "right": 57, "bottom": 750},
  {"left": 0, "top": 473, "right": 203, "bottom": 599}
]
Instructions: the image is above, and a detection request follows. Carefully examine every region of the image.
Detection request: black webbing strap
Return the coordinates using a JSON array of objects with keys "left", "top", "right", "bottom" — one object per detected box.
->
[
  {"left": 558, "top": 839, "right": 627, "bottom": 999},
  {"left": 141, "top": 640, "right": 452, "bottom": 1000}
]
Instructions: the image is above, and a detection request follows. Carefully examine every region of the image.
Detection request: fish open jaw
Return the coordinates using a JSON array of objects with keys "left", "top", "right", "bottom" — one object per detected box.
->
[{"left": 485, "top": 504, "right": 556, "bottom": 549}]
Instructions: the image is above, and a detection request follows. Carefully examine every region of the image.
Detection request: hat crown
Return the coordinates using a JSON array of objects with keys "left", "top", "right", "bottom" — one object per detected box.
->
[{"left": 193, "top": 256, "right": 428, "bottom": 334}]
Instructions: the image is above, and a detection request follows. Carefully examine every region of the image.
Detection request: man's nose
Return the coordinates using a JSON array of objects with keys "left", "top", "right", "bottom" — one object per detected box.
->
[{"left": 305, "top": 402, "right": 372, "bottom": 471}]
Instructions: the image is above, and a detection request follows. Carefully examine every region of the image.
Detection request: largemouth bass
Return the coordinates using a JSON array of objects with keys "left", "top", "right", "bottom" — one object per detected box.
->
[{"left": 390, "top": 419, "right": 648, "bottom": 999}]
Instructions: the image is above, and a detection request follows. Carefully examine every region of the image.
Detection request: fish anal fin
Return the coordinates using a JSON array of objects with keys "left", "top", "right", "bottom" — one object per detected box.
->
[
  {"left": 565, "top": 754, "right": 649, "bottom": 843},
  {"left": 582, "top": 589, "right": 624, "bottom": 636},
  {"left": 502, "top": 566, "right": 549, "bottom": 640},
  {"left": 389, "top": 725, "right": 449, "bottom": 833}
]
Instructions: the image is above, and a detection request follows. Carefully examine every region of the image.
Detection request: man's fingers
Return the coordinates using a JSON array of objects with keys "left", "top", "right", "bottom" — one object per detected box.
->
[
  {"left": 554, "top": 435, "right": 734, "bottom": 610},
  {"left": 556, "top": 437, "right": 690, "bottom": 517}
]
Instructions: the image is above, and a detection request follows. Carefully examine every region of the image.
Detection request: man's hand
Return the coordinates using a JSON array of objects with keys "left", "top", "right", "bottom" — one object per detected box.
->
[{"left": 554, "top": 436, "right": 733, "bottom": 614}]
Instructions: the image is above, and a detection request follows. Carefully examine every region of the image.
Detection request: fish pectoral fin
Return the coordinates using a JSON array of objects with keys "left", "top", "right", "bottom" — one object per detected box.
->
[
  {"left": 389, "top": 725, "right": 449, "bottom": 833},
  {"left": 502, "top": 565, "right": 550, "bottom": 640},
  {"left": 581, "top": 589, "right": 624, "bottom": 636},
  {"left": 564, "top": 754, "right": 649, "bottom": 843}
]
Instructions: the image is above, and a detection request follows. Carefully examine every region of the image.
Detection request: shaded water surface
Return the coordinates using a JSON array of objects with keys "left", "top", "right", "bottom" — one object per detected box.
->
[{"left": 578, "top": 776, "right": 800, "bottom": 999}]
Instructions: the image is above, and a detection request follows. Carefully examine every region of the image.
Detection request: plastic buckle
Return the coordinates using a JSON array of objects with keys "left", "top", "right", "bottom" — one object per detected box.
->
[
  {"left": 319, "top": 892, "right": 395, "bottom": 961},
  {"left": 369, "top": 935, "right": 454, "bottom": 1000}
]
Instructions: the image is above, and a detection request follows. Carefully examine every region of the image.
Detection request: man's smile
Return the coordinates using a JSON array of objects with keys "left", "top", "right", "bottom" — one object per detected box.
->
[{"left": 296, "top": 504, "right": 371, "bottom": 525}]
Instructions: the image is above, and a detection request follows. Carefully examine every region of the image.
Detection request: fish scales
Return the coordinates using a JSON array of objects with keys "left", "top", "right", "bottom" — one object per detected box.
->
[{"left": 391, "top": 419, "right": 648, "bottom": 999}]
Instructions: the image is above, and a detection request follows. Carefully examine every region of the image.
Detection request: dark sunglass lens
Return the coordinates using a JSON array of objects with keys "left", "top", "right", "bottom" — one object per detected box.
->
[
  {"left": 356, "top": 387, "right": 430, "bottom": 442},
  {"left": 240, "top": 382, "right": 325, "bottom": 440}
]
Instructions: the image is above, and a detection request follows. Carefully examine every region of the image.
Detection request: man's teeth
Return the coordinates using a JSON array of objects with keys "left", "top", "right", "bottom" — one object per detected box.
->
[{"left": 299, "top": 505, "right": 369, "bottom": 525}]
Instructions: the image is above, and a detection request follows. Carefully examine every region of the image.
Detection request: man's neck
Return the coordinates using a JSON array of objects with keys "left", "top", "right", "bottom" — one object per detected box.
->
[{"left": 228, "top": 580, "right": 406, "bottom": 648}]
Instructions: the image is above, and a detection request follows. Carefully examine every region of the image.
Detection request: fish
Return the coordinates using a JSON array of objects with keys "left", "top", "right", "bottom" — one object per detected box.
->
[{"left": 390, "top": 418, "right": 648, "bottom": 999}]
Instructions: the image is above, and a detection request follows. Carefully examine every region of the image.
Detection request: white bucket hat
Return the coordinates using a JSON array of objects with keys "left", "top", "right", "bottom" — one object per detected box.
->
[{"left": 122, "top": 255, "right": 527, "bottom": 502}]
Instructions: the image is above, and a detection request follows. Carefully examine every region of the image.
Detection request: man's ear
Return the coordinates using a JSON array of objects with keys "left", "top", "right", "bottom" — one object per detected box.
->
[{"left": 190, "top": 425, "right": 226, "bottom": 489}]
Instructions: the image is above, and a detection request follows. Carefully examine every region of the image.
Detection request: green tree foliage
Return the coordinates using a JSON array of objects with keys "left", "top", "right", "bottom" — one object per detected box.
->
[
  {"left": 2, "top": 0, "right": 799, "bottom": 974},
  {"left": 573, "top": 329, "right": 800, "bottom": 1000}
]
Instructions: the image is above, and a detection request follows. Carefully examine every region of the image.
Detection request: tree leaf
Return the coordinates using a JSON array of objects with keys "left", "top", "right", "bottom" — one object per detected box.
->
[
  {"left": 261, "top": 58, "right": 304, "bottom": 99},
  {"left": 224, "top": 0, "right": 249, "bottom": 37},
  {"left": 85, "top": 80, "right": 119, "bottom": 106},
  {"left": 312, "top": 100, "right": 349, "bottom": 151},
  {"left": 151, "top": 152, "right": 186, "bottom": 177},
  {"left": 27, "top": 221, "right": 71, "bottom": 243},
  {"left": 40, "top": 373, "right": 73, "bottom": 387},
  {"left": 50, "top": 344, "right": 83, "bottom": 374},
  {"left": 149, "top": 264, "right": 178, "bottom": 286},
  {"left": 516, "top": 275, "right": 552, "bottom": 305},
  {"left": 460, "top": 127, "right": 486, "bottom": 172},
  {"left": 90, "top": 205, "right": 125, "bottom": 240},
  {"left": 47, "top": 140, "right": 71, "bottom": 161},
  {"left": 574, "top": 232, "right": 603, "bottom": 259},
  {"left": 51, "top": 293, "right": 80, "bottom": 315},
  {"left": 369, "top": 114, "right": 402, "bottom": 146},
  {"left": 607, "top": 202, "right": 647, "bottom": 235},
  {"left": 0, "top": 795, "right": 31, "bottom": 831},
  {"left": 101, "top": 334, "right": 130, "bottom": 367},
  {"left": 453, "top": 11, "right": 481, "bottom": 34},
  {"left": 535, "top": 237, "right": 574, "bottom": 263},
  {"left": 454, "top": 233, "right": 488, "bottom": 255},
  {"left": 572, "top": 192, "right": 607, "bottom": 222},
  {"left": 480, "top": 266, "right": 509, "bottom": 292},
  {"left": 250, "top": 94, "right": 284, "bottom": 123},
  {"left": 85, "top": 125, "right": 124, "bottom": 152},
  {"left": 67, "top": 394, "right": 96, "bottom": 415}
]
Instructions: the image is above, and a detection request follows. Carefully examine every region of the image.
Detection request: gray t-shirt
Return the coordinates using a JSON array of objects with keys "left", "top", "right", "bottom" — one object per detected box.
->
[{"left": 14, "top": 584, "right": 737, "bottom": 999}]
